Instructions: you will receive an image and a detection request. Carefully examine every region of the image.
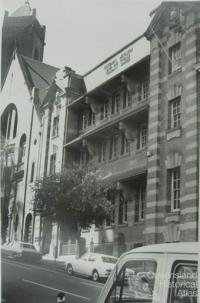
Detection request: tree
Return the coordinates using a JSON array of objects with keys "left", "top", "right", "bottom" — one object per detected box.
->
[{"left": 32, "top": 167, "right": 115, "bottom": 237}]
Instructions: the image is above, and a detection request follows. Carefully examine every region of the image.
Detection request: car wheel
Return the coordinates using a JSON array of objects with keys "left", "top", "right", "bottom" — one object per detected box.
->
[
  {"left": 67, "top": 264, "right": 73, "bottom": 275},
  {"left": 92, "top": 270, "right": 99, "bottom": 281}
]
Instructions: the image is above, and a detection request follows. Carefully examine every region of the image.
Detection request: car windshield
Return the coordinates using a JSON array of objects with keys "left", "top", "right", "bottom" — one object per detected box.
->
[
  {"left": 102, "top": 257, "right": 117, "bottom": 264},
  {"left": 21, "top": 243, "right": 35, "bottom": 250},
  {"left": 106, "top": 259, "right": 157, "bottom": 302}
]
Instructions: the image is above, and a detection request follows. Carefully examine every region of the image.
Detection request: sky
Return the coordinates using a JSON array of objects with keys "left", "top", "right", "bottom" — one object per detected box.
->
[{"left": 1, "top": 0, "right": 195, "bottom": 75}]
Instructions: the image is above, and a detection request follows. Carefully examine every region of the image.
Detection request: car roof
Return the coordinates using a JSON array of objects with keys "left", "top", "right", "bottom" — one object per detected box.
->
[
  {"left": 89, "top": 252, "right": 117, "bottom": 259},
  {"left": 124, "top": 242, "right": 200, "bottom": 256}
]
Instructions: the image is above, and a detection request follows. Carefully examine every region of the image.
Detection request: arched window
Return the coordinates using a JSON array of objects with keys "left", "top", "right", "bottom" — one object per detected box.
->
[
  {"left": 30, "top": 162, "right": 35, "bottom": 182},
  {"left": 18, "top": 134, "right": 26, "bottom": 163},
  {"left": 1, "top": 104, "right": 18, "bottom": 140}
]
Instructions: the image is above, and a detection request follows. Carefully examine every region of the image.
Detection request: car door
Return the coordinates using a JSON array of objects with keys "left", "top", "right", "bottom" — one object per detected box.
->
[
  {"left": 166, "top": 254, "right": 198, "bottom": 303},
  {"left": 98, "top": 253, "right": 165, "bottom": 303},
  {"left": 76, "top": 253, "right": 89, "bottom": 275},
  {"left": 87, "top": 254, "right": 97, "bottom": 275}
]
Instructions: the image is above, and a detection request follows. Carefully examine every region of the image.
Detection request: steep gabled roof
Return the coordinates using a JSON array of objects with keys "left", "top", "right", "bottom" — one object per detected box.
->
[
  {"left": 11, "top": 4, "right": 32, "bottom": 17},
  {"left": 18, "top": 54, "right": 59, "bottom": 101}
]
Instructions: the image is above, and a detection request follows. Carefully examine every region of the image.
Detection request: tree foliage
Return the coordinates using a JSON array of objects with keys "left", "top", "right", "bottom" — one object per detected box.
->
[{"left": 32, "top": 168, "right": 115, "bottom": 233}]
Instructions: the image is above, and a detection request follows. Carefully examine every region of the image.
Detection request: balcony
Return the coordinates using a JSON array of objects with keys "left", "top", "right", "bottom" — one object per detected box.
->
[
  {"left": 13, "top": 162, "right": 24, "bottom": 180},
  {"left": 65, "top": 136, "right": 148, "bottom": 183},
  {"left": 77, "top": 99, "right": 148, "bottom": 141},
  {"left": 96, "top": 148, "right": 147, "bottom": 182}
]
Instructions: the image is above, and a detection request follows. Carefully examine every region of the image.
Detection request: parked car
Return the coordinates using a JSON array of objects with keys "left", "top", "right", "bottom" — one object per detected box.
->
[
  {"left": 1, "top": 241, "right": 41, "bottom": 263},
  {"left": 65, "top": 252, "right": 118, "bottom": 281},
  {"left": 55, "top": 254, "right": 77, "bottom": 269},
  {"left": 97, "top": 242, "right": 199, "bottom": 303}
]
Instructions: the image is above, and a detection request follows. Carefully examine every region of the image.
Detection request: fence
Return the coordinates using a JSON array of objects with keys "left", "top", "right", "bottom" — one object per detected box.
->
[{"left": 60, "top": 240, "right": 114, "bottom": 256}]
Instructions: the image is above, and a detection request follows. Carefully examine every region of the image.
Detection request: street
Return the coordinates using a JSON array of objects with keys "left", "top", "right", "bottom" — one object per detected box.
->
[{"left": 2, "top": 257, "right": 103, "bottom": 303}]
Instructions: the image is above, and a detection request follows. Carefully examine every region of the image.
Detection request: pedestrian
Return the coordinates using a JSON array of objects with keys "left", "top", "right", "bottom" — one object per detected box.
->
[{"left": 56, "top": 292, "right": 66, "bottom": 303}]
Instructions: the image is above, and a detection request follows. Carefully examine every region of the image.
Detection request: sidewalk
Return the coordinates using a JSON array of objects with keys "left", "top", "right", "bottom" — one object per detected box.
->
[{"left": 41, "top": 254, "right": 76, "bottom": 270}]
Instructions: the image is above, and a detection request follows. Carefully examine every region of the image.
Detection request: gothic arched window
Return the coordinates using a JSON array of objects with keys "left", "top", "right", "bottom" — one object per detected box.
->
[{"left": 1, "top": 104, "right": 18, "bottom": 140}]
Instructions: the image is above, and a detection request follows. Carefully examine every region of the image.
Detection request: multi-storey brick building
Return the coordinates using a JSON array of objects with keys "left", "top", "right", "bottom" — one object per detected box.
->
[
  {"left": 60, "top": 1, "right": 200, "bottom": 255},
  {"left": 145, "top": 1, "right": 200, "bottom": 244},
  {"left": 63, "top": 37, "right": 150, "bottom": 255}
]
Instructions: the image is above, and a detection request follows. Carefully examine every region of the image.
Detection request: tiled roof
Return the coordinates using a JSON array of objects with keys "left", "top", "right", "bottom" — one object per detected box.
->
[
  {"left": 3, "top": 15, "right": 35, "bottom": 29},
  {"left": 19, "top": 55, "right": 59, "bottom": 101}
]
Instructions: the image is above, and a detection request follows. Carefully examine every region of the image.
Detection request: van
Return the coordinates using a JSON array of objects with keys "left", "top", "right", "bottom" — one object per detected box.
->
[{"left": 97, "top": 242, "right": 199, "bottom": 303}]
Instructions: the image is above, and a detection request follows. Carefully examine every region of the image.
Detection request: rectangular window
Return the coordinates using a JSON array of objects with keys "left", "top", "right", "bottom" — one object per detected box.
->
[
  {"left": 98, "top": 142, "right": 106, "bottom": 163},
  {"left": 82, "top": 110, "right": 87, "bottom": 129},
  {"left": 106, "top": 191, "right": 115, "bottom": 226},
  {"left": 52, "top": 116, "right": 59, "bottom": 137},
  {"left": 170, "top": 167, "right": 180, "bottom": 211},
  {"left": 111, "top": 93, "right": 120, "bottom": 114},
  {"left": 80, "top": 150, "right": 90, "bottom": 166},
  {"left": 137, "top": 124, "right": 147, "bottom": 149},
  {"left": 121, "top": 131, "right": 130, "bottom": 155},
  {"left": 109, "top": 135, "right": 119, "bottom": 159},
  {"left": 169, "top": 98, "right": 181, "bottom": 128},
  {"left": 50, "top": 153, "right": 56, "bottom": 175},
  {"left": 138, "top": 77, "right": 149, "bottom": 102},
  {"left": 82, "top": 109, "right": 95, "bottom": 129},
  {"left": 100, "top": 100, "right": 109, "bottom": 120},
  {"left": 118, "top": 192, "right": 128, "bottom": 225},
  {"left": 169, "top": 42, "right": 181, "bottom": 74},
  {"left": 135, "top": 185, "right": 146, "bottom": 222},
  {"left": 123, "top": 88, "right": 132, "bottom": 109},
  {"left": 88, "top": 108, "right": 95, "bottom": 126}
]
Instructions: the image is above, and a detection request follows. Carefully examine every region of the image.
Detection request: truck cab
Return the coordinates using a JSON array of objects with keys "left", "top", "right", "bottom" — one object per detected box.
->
[{"left": 97, "top": 242, "right": 199, "bottom": 303}]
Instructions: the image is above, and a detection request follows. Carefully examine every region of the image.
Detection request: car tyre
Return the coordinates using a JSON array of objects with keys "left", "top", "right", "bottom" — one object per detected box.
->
[
  {"left": 67, "top": 264, "right": 73, "bottom": 275},
  {"left": 92, "top": 270, "right": 99, "bottom": 281}
]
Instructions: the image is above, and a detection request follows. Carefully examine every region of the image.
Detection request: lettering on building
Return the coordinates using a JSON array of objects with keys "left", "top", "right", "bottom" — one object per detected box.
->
[{"left": 104, "top": 47, "right": 133, "bottom": 75}]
